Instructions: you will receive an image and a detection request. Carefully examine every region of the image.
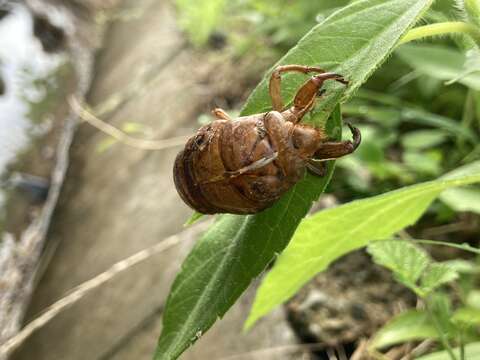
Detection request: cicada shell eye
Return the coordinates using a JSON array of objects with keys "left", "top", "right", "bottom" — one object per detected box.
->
[{"left": 291, "top": 125, "right": 324, "bottom": 158}]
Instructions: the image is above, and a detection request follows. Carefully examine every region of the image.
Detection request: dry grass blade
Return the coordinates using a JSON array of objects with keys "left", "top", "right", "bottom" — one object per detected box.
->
[{"left": 69, "top": 96, "right": 190, "bottom": 150}]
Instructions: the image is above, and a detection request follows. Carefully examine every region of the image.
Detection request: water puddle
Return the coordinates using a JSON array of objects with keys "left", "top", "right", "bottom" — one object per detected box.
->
[{"left": 0, "top": 1, "right": 75, "bottom": 237}]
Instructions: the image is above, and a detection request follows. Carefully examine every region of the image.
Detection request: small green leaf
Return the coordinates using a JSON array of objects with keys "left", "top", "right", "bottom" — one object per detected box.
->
[
  {"left": 367, "top": 242, "right": 457, "bottom": 296},
  {"left": 452, "top": 307, "right": 480, "bottom": 326},
  {"left": 446, "top": 49, "right": 480, "bottom": 86},
  {"left": 371, "top": 310, "right": 438, "bottom": 349},
  {"left": 401, "top": 130, "right": 449, "bottom": 150},
  {"left": 403, "top": 151, "right": 442, "bottom": 176},
  {"left": 467, "top": 290, "right": 480, "bottom": 309},
  {"left": 367, "top": 240, "right": 429, "bottom": 294},
  {"left": 416, "top": 342, "right": 480, "bottom": 360},
  {"left": 429, "top": 292, "right": 454, "bottom": 335},
  {"left": 421, "top": 263, "right": 458, "bottom": 294},
  {"left": 247, "top": 163, "right": 480, "bottom": 328},
  {"left": 175, "top": 0, "right": 227, "bottom": 46},
  {"left": 440, "top": 187, "right": 480, "bottom": 214},
  {"left": 443, "top": 259, "right": 479, "bottom": 274},
  {"left": 347, "top": 93, "right": 478, "bottom": 142},
  {"left": 396, "top": 44, "right": 480, "bottom": 90},
  {"left": 184, "top": 212, "right": 204, "bottom": 227},
  {"left": 465, "top": 0, "right": 480, "bottom": 27},
  {"left": 401, "top": 108, "right": 477, "bottom": 143}
]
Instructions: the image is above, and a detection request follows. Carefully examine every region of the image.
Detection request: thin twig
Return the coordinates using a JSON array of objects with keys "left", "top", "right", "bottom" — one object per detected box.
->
[
  {"left": 421, "top": 222, "right": 472, "bottom": 238},
  {"left": 405, "top": 339, "right": 436, "bottom": 359},
  {"left": 69, "top": 96, "right": 190, "bottom": 150},
  {"left": 0, "top": 227, "right": 203, "bottom": 357},
  {"left": 326, "top": 347, "right": 338, "bottom": 360},
  {"left": 350, "top": 339, "right": 369, "bottom": 360}
]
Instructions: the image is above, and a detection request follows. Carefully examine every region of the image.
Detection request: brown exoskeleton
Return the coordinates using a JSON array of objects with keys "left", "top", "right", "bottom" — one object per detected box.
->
[{"left": 174, "top": 65, "right": 361, "bottom": 214}]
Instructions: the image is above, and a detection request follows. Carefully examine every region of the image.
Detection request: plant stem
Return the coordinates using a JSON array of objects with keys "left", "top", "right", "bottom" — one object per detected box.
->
[
  {"left": 459, "top": 329, "right": 466, "bottom": 360},
  {"left": 400, "top": 22, "right": 480, "bottom": 47},
  {"left": 412, "top": 239, "right": 480, "bottom": 255},
  {"left": 425, "top": 300, "right": 458, "bottom": 360}
]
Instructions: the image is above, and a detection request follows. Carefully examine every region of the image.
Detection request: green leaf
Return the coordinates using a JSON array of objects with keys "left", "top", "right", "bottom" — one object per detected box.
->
[
  {"left": 429, "top": 292, "right": 454, "bottom": 332},
  {"left": 367, "top": 241, "right": 458, "bottom": 296},
  {"left": 247, "top": 163, "right": 480, "bottom": 328},
  {"left": 421, "top": 263, "right": 458, "bottom": 294},
  {"left": 401, "top": 108, "right": 477, "bottom": 143},
  {"left": 347, "top": 93, "right": 478, "bottom": 142},
  {"left": 242, "top": 0, "right": 435, "bottom": 125},
  {"left": 155, "top": 1, "right": 435, "bottom": 358},
  {"left": 443, "top": 259, "right": 479, "bottom": 274},
  {"left": 371, "top": 310, "right": 438, "bottom": 349},
  {"left": 465, "top": 0, "right": 480, "bottom": 27},
  {"left": 452, "top": 307, "right": 480, "bottom": 326},
  {"left": 184, "top": 212, "right": 204, "bottom": 227},
  {"left": 396, "top": 44, "right": 480, "bottom": 91},
  {"left": 446, "top": 49, "right": 480, "bottom": 86},
  {"left": 175, "top": 0, "right": 227, "bottom": 46},
  {"left": 403, "top": 150, "right": 442, "bottom": 176},
  {"left": 467, "top": 290, "right": 480, "bottom": 309},
  {"left": 367, "top": 240, "right": 429, "bottom": 294},
  {"left": 155, "top": 107, "right": 340, "bottom": 360},
  {"left": 416, "top": 342, "right": 480, "bottom": 360},
  {"left": 401, "top": 130, "right": 449, "bottom": 150},
  {"left": 440, "top": 187, "right": 480, "bottom": 214}
]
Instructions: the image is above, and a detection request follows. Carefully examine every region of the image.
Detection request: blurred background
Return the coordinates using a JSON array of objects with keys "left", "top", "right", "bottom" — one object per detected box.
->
[{"left": 0, "top": 0, "right": 479, "bottom": 359}]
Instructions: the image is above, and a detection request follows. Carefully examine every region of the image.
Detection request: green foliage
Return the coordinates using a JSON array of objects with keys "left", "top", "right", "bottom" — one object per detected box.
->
[
  {"left": 160, "top": 0, "right": 480, "bottom": 358},
  {"left": 175, "top": 0, "right": 226, "bottom": 46},
  {"left": 467, "top": 290, "right": 480, "bottom": 308},
  {"left": 402, "top": 130, "right": 450, "bottom": 150},
  {"left": 465, "top": 0, "right": 480, "bottom": 28},
  {"left": 452, "top": 307, "right": 480, "bottom": 326},
  {"left": 440, "top": 187, "right": 480, "bottom": 214},
  {"left": 367, "top": 240, "right": 458, "bottom": 297},
  {"left": 396, "top": 44, "right": 480, "bottom": 90},
  {"left": 416, "top": 342, "right": 480, "bottom": 360},
  {"left": 155, "top": 1, "right": 435, "bottom": 358},
  {"left": 422, "top": 263, "right": 459, "bottom": 294},
  {"left": 242, "top": 0, "right": 435, "bottom": 124},
  {"left": 367, "top": 241, "right": 430, "bottom": 293},
  {"left": 155, "top": 107, "right": 340, "bottom": 360},
  {"left": 371, "top": 310, "right": 438, "bottom": 349},
  {"left": 246, "top": 163, "right": 480, "bottom": 328}
]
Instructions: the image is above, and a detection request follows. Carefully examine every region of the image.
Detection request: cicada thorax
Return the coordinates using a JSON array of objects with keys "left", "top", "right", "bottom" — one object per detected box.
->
[{"left": 173, "top": 112, "right": 322, "bottom": 214}]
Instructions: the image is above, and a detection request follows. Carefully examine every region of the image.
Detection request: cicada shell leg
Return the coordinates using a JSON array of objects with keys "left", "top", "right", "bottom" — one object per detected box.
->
[
  {"left": 212, "top": 108, "right": 232, "bottom": 121},
  {"left": 306, "top": 160, "right": 327, "bottom": 177},
  {"left": 268, "top": 65, "right": 328, "bottom": 112},
  {"left": 314, "top": 123, "right": 361, "bottom": 161},
  {"left": 291, "top": 72, "right": 348, "bottom": 122},
  {"left": 200, "top": 152, "right": 279, "bottom": 184}
]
